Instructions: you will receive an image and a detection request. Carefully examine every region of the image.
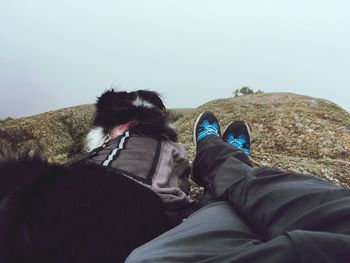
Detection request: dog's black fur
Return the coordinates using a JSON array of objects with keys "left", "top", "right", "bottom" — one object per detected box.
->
[
  {"left": 93, "top": 89, "right": 177, "bottom": 142},
  {"left": 0, "top": 150, "right": 171, "bottom": 263}
]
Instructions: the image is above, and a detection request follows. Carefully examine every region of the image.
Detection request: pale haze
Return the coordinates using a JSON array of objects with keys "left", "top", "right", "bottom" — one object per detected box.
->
[{"left": 0, "top": 0, "right": 349, "bottom": 119}]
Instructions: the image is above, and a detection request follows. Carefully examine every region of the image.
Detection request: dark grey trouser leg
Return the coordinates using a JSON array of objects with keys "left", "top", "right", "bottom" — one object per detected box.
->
[
  {"left": 126, "top": 201, "right": 263, "bottom": 263},
  {"left": 192, "top": 135, "right": 254, "bottom": 202},
  {"left": 127, "top": 136, "right": 350, "bottom": 263},
  {"left": 193, "top": 135, "right": 350, "bottom": 240}
]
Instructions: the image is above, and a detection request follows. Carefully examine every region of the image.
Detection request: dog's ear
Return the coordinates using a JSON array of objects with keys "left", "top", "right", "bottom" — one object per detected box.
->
[
  {"left": 96, "top": 89, "right": 131, "bottom": 112},
  {"left": 136, "top": 90, "right": 166, "bottom": 111},
  {"left": 94, "top": 89, "right": 136, "bottom": 128}
]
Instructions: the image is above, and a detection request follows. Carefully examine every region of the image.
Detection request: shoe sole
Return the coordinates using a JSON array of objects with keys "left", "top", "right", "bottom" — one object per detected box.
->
[
  {"left": 193, "top": 111, "right": 207, "bottom": 148},
  {"left": 222, "top": 122, "right": 252, "bottom": 142}
]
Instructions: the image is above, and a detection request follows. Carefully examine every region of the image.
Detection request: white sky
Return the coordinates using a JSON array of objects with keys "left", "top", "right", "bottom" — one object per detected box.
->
[{"left": 0, "top": 0, "right": 349, "bottom": 118}]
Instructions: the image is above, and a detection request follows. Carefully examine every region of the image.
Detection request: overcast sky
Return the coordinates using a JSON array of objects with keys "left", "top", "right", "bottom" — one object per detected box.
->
[{"left": 0, "top": 0, "right": 349, "bottom": 118}]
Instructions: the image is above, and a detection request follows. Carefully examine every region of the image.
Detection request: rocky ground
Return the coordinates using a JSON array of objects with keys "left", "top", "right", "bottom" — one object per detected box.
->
[
  {"left": 175, "top": 93, "right": 350, "bottom": 198},
  {"left": 1, "top": 92, "right": 349, "bottom": 200},
  {"left": 0, "top": 104, "right": 95, "bottom": 162}
]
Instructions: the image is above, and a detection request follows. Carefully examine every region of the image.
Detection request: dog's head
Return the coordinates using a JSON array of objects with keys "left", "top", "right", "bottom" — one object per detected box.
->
[
  {"left": 85, "top": 89, "right": 177, "bottom": 152},
  {"left": 94, "top": 89, "right": 166, "bottom": 129}
]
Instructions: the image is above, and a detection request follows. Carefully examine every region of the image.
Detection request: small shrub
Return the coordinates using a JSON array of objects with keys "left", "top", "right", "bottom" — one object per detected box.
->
[
  {"left": 233, "top": 89, "right": 240, "bottom": 97},
  {"left": 240, "top": 86, "right": 254, "bottom": 95},
  {"left": 233, "top": 87, "right": 263, "bottom": 97}
]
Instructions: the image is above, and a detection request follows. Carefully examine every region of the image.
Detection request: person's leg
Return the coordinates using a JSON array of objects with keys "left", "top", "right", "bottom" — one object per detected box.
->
[
  {"left": 127, "top": 198, "right": 350, "bottom": 263},
  {"left": 127, "top": 112, "right": 350, "bottom": 263},
  {"left": 193, "top": 133, "right": 350, "bottom": 241},
  {"left": 126, "top": 201, "right": 263, "bottom": 262},
  {"left": 192, "top": 134, "right": 252, "bottom": 197},
  {"left": 192, "top": 112, "right": 252, "bottom": 192}
]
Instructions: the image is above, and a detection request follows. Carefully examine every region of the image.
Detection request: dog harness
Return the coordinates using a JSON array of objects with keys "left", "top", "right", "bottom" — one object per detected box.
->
[{"left": 65, "top": 130, "right": 193, "bottom": 224}]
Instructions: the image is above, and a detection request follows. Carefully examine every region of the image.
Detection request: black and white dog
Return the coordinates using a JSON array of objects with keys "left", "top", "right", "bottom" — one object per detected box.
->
[
  {"left": 0, "top": 89, "right": 190, "bottom": 262},
  {"left": 85, "top": 89, "right": 177, "bottom": 152}
]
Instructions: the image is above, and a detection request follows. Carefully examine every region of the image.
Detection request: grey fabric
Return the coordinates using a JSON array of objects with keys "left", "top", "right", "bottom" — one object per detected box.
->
[
  {"left": 126, "top": 201, "right": 264, "bottom": 262},
  {"left": 152, "top": 140, "right": 191, "bottom": 195},
  {"left": 87, "top": 131, "right": 192, "bottom": 223},
  {"left": 89, "top": 133, "right": 159, "bottom": 182},
  {"left": 194, "top": 136, "right": 350, "bottom": 240},
  {"left": 126, "top": 135, "right": 350, "bottom": 262},
  {"left": 192, "top": 135, "right": 253, "bottom": 197},
  {"left": 126, "top": 201, "right": 302, "bottom": 263}
]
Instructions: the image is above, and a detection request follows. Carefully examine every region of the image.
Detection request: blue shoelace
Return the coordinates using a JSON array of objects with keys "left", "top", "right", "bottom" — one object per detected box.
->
[
  {"left": 197, "top": 120, "right": 220, "bottom": 142},
  {"left": 226, "top": 134, "right": 250, "bottom": 155}
]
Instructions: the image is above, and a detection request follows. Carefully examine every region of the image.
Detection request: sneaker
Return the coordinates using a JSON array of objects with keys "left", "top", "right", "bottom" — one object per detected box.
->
[
  {"left": 222, "top": 121, "right": 251, "bottom": 155},
  {"left": 193, "top": 111, "right": 221, "bottom": 147}
]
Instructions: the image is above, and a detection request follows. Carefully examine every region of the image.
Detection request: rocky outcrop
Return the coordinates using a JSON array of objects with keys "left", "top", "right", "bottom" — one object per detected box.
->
[
  {"left": 176, "top": 93, "right": 350, "bottom": 190},
  {"left": 0, "top": 104, "right": 95, "bottom": 162},
  {"left": 1, "top": 93, "right": 349, "bottom": 195}
]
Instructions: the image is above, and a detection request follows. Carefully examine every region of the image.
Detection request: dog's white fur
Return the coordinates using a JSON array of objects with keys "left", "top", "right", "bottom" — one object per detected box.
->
[
  {"left": 132, "top": 96, "right": 155, "bottom": 108},
  {"left": 85, "top": 127, "right": 109, "bottom": 152}
]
